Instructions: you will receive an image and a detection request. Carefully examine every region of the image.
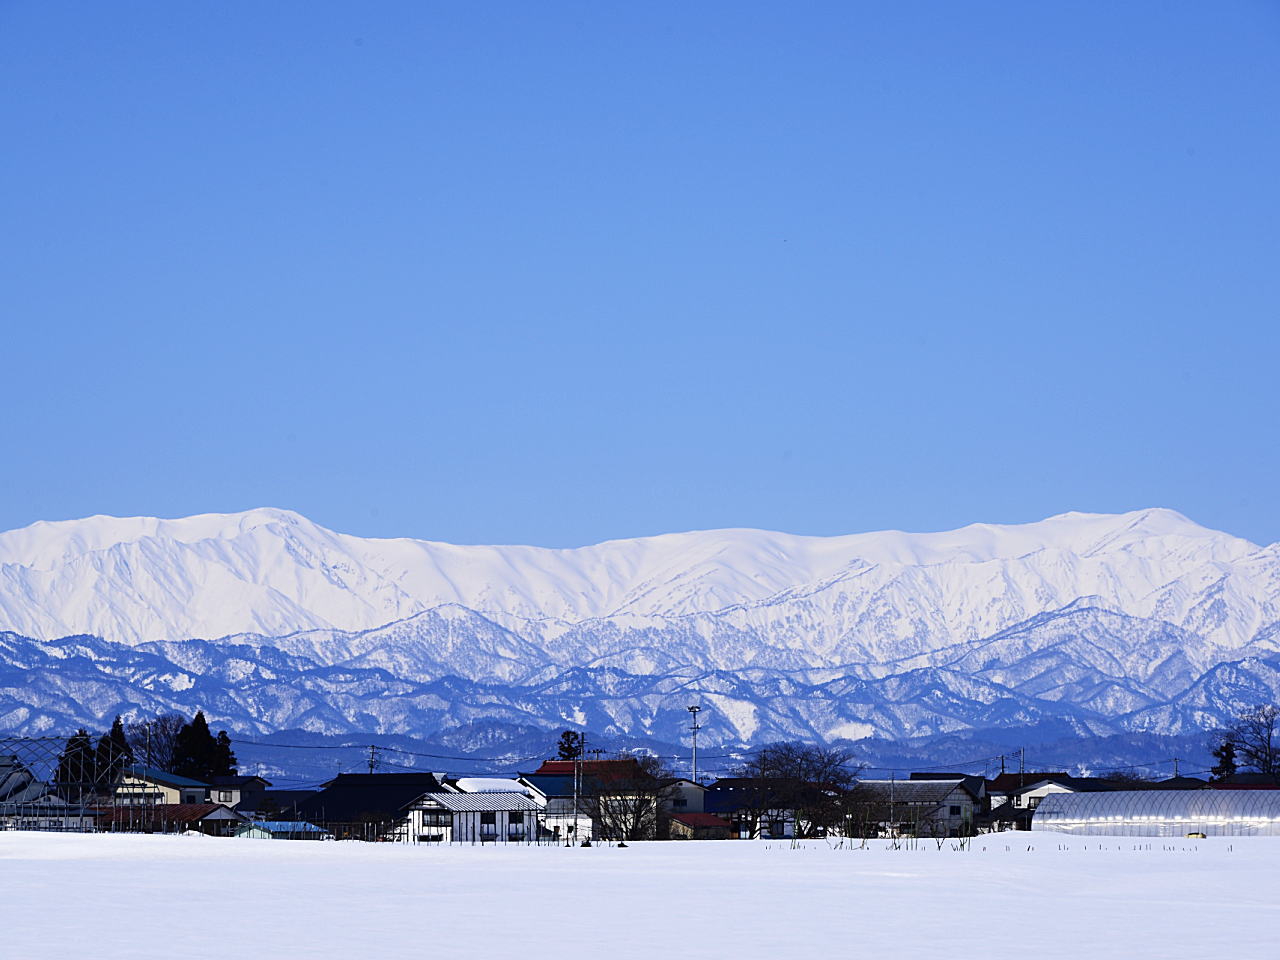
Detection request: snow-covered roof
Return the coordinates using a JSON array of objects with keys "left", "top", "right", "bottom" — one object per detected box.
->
[{"left": 453, "top": 778, "right": 528, "bottom": 794}]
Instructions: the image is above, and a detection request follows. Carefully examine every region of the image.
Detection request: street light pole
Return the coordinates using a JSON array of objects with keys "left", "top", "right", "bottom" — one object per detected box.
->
[{"left": 687, "top": 705, "right": 702, "bottom": 783}]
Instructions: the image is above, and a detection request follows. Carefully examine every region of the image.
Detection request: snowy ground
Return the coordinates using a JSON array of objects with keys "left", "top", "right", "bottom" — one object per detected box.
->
[{"left": 3, "top": 832, "right": 1277, "bottom": 958}]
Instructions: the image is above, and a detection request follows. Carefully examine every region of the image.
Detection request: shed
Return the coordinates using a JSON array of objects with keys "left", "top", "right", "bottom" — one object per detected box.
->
[
  {"left": 237, "top": 819, "right": 330, "bottom": 840},
  {"left": 669, "top": 812, "right": 732, "bottom": 840}
]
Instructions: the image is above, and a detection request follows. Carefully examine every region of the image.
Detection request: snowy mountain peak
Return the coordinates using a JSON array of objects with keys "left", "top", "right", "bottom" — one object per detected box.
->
[{"left": 0, "top": 508, "right": 1271, "bottom": 661}]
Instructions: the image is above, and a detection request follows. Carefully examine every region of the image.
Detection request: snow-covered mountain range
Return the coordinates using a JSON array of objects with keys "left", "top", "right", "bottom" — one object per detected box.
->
[{"left": 2, "top": 507, "right": 1278, "bottom": 749}]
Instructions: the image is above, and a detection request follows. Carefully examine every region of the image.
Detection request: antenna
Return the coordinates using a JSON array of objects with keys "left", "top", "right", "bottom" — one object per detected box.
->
[{"left": 687, "top": 705, "right": 702, "bottom": 783}]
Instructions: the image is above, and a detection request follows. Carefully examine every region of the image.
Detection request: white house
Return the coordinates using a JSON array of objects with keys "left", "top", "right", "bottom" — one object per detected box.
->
[
  {"left": 664, "top": 779, "right": 707, "bottom": 815},
  {"left": 848, "top": 779, "right": 980, "bottom": 837},
  {"left": 402, "top": 792, "right": 543, "bottom": 844},
  {"left": 517, "top": 774, "right": 594, "bottom": 842}
]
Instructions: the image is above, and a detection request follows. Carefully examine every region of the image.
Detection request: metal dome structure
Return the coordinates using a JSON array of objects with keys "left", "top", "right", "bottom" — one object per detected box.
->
[{"left": 1035, "top": 789, "right": 1280, "bottom": 837}]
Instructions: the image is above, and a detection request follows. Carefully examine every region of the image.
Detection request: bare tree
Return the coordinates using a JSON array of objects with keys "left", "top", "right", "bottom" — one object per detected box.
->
[
  {"left": 1223, "top": 704, "right": 1280, "bottom": 778},
  {"left": 587, "top": 753, "right": 677, "bottom": 841},
  {"left": 729, "top": 741, "right": 862, "bottom": 838},
  {"left": 125, "top": 712, "right": 187, "bottom": 771}
]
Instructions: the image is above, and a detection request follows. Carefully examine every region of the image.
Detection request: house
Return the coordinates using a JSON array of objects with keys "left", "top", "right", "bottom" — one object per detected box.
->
[
  {"left": 909, "top": 773, "right": 988, "bottom": 804},
  {"left": 115, "top": 766, "right": 210, "bottom": 806},
  {"left": 400, "top": 791, "right": 543, "bottom": 844},
  {"left": 1000, "top": 775, "right": 1124, "bottom": 812},
  {"left": 0, "top": 755, "right": 95, "bottom": 832},
  {"left": 846, "top": 779, "right": 980, "bottom": 837},
  {"left": 294, "top": 772, "right": 446, "bottom": 841},
  {"left": 99, "top": 802, "right": 247, "bottom": 836},
  {"left": 703, "top": 778, "right": 799, "bottom": 839},
  {"left": 668, "top": 812, "right": 732, "bottom": 840},
  {"left": 663, "top": 778, "right": 706, "bottom": 815},
  {"left": 521, "top": 759, "right": 668, "bottom": 842},
  {"left": 236, "top": 819, "right": 331, "bottom": 840},
  {"left": 208, "top": 775, "right": 272, "bottom": 811},
  {"left": 518, "top": 774, "right": 593, "bottom": 841}
]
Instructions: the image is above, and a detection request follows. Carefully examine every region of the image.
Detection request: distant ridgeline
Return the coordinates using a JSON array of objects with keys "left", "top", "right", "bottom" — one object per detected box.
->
[{"left": 0, "top": 508, "right": 1278, "bottom": 771}]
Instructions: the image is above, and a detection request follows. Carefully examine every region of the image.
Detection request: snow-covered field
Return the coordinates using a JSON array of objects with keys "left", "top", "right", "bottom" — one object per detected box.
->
[{"left": 3, "top": 832, "right": 1277, "bottom": 958}]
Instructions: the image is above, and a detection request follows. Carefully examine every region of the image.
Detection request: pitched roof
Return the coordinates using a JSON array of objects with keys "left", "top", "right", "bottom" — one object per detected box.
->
[
  {"left": 519, "top": 774, "right": 571, "bottom": 798},
  {"left": 98, "top": 803, "right": 243, "bottom": 824},
  {"left": 853, "top": 780, "right": 979, "bottom": 803},
  {"left": 418, "top": 792, "right": 542, "bottom": 812},
  {"left": 246, "top": 820, "right": 327, "bottom": 833},
  {"left": 533, "top": 758, "right": 654, "bottom": 784},
  {"left": 209, "top": 775, "right": 272, "bottom": 788},
  {"left": 453, "top": 777, "right": 530, "bottom": 794},
  {"left": 987, "top": 773, "right": 1069, "bottom": 793},
  {"left": 124, "top": 765, "right": 210, "bottom": 789},
  {"left": 295, "top": 772, "right": 444, "bottom": 823},
  {"left": 703, "top": 777, "right": 829, "bottom": 813},
  {"left": 670, "top": 812, "right": 732, "bottom": 829},
  {"left": 909, "top": 774, "right": 987, "bottom": 796}
]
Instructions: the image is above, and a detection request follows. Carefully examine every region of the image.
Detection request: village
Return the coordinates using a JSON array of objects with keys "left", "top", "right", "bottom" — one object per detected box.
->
[{"left": 5, "top": 727, "right": 1280, "bottom": 843}]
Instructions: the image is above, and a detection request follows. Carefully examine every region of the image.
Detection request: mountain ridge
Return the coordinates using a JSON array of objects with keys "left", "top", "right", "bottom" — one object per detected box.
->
[{"left": 2, "top": 507, "right": 1278, "bottom": 756}]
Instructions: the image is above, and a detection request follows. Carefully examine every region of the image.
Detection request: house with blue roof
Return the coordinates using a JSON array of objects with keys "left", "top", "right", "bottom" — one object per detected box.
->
[{"left": 236, "top": 819, "right": 331, "bottom": 840}]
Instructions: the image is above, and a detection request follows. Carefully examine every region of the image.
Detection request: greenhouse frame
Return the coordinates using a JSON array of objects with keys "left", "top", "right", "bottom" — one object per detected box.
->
[{"left": 1035, "top": 789, "right": 1280, "bottom": 837}]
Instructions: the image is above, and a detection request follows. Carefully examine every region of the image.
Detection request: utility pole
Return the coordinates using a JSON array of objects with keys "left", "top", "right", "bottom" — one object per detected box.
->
[
  {"left": 367, "top": 744, "right": 379, "bottom": 775},
  {"left": 1018, "top": 748, "right": 1025, "bottom": 789},
  {"left": 687, "top": 705, "right": 702, "bottom": 783},
  {"left": 1172, "top": 757, "right": 1181, "bottom": 778},
  {"left": 572, "top": 731, "right": 585, "bottom": 846},
  {"left": 999, "top": 754, "right": 1005, "bottom": 775}
]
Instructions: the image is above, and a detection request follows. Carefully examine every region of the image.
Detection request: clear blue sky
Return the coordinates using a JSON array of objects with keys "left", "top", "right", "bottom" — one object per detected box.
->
[{"left": 2, "top": 1, "right": 1278, "bottom": 547}]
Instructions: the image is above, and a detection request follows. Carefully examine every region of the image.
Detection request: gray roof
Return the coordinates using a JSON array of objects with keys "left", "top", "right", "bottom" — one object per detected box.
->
[
  {"left": 416, "top": 791, "right": 542, "bottom": 812},
  {"left": 853, "top": 780, "right": 976, "bottom": 804},
  {"left": 125, "top": 765, "right": 210, "bottom": 789}
]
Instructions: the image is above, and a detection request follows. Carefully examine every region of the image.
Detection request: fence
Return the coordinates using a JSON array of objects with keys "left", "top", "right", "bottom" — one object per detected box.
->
[{"left": 1, "top": 735, "right": 155, "bottom": 834}]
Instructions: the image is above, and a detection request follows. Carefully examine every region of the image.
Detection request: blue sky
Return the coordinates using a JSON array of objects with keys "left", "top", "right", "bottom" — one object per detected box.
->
[{"left": 2, "top": 1, "right": 1278, "bottom": 547}]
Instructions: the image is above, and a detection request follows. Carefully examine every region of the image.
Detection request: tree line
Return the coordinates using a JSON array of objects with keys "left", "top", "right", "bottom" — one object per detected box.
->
[{"left": 54, "top": 709, "right": 238, "bottom": 800}]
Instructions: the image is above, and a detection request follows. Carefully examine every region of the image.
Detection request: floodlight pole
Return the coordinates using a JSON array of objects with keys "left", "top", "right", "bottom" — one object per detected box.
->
[{"left": 688, "top": 705, "right": 702, "bottom": 783}]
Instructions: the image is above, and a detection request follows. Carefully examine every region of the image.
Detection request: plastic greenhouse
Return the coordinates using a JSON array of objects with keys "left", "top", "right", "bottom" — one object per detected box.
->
[{"left": 1035, "top": 789, "right": 1280, "bottom": 837}]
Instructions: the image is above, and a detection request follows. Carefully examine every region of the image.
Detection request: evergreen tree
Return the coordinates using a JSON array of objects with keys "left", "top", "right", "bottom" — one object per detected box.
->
[
  {"left": 212, "top": 730, "right": 238, "bottom": 777},
  {"left": 94, "top": 715, "right": 134, "bottom": 788},
  {"left": 1210, "top": 738, "right": 1238, "bottom": 782},
  {"left": 172, "top": 710, "right": 218, "bottom": 781},
  {"left": 556, "top": 730, "right": 583, "bottom": 761},
  {"left": 53, "top": 729, "right": 95, "bottom": 802}
]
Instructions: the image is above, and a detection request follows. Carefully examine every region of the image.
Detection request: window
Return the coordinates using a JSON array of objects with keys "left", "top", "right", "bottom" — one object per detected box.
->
[
  {"left": 480, "top": 811, "right": 496, "bottom": 825},
  {"left": 509, "top": 811, "right": 523, "bottom": 824},
  {"left": 218, "top": 790, "right": 233, "bottom": 803},
  {"left": 420, "top": 812, "right": 449, "bottom": 828},
  {"left": 673, "top": 798, "right": 688, "bottom": 809},
  {"left": 949, "top": 805, "right": 962, "bottom": 816}
]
